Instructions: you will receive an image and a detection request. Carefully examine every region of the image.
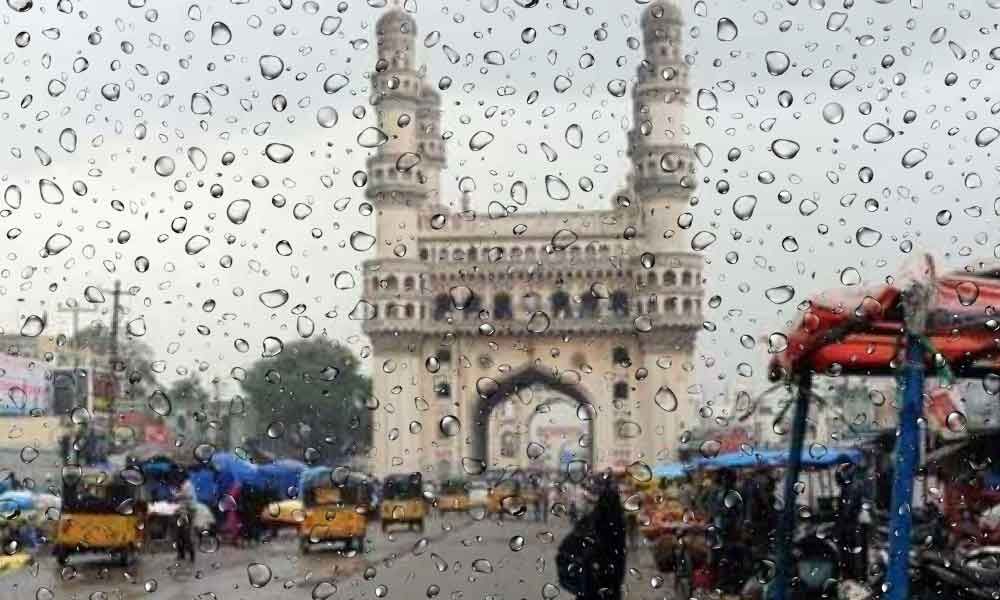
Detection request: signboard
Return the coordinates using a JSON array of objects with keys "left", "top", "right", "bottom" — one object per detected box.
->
[{"left": 0, "top": 354, "right": 51, "bottom": 416}]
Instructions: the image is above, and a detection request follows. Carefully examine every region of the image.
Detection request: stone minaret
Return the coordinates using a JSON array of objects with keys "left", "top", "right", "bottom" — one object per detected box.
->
[
  {"left": 630, "top": 0, "right": 703, "bottom": 463},
  {"left": 364, "top": 4, "right": 443, "bottom": 474}
]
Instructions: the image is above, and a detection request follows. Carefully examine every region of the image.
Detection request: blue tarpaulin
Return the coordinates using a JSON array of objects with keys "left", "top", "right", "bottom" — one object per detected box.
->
[
  {"left": 210, "top": 452, "right": 262, "bottom": 492},
  {"left": 653, "top": 447, "right": 862, "bottom": 479},
  {"left": 258, "top": 459, "right": 305, "bottom": 498}
]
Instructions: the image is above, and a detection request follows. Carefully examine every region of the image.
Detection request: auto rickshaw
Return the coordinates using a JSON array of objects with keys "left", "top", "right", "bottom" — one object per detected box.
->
[
  {"left": 435, "top": 479, "right": 470, "bottom": 514},
  {"left": 381, "top": 473, "right": 426, "bottom": 533},
  {"left": 261, "top": 498, "right": 305, "bottom": 533},
  {"left": 299, "top": 467, "right": 370, "bottom": 553},
  {"left": 54, "top": 466, "right": 147, "bottom": 566}
]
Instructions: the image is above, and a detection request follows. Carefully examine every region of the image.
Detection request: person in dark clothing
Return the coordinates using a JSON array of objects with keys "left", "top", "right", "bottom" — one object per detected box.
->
[
  {"left": 557, "top": 480, "right": 627, "bottom": 600},
  {"left": 835, "top": 466, "right": 866, "bottom": 580}
]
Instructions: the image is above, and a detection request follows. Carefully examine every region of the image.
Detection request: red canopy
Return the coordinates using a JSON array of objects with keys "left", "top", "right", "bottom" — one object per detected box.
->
[{"left": 769, "top": 263, "right": 1000, "bottom": 380}]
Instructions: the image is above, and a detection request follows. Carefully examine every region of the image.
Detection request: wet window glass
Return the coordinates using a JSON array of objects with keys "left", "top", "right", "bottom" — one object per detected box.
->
[{"left": 1, "top": 0, "right": 997, "bottom": 599}]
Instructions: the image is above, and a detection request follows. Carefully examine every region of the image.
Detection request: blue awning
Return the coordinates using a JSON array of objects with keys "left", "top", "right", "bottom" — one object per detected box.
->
[{"left": 653, "top": 447, "right": 862, "bottom": 479}]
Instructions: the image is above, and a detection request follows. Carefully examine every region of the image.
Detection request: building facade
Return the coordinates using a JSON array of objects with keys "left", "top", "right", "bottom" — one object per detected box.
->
[{"left": 362, "top": 1, "right": 703, "bottom": 477}]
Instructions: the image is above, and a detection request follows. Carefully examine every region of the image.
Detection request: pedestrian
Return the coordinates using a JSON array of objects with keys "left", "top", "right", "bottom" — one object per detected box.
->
[
  {"left": 557, "top": 478, "right": 627, "bottom": 600},
  {"left": 174, "top": 478, "right": 196, "bottom": 563},
  {"left": 835, "top": 465, "right": 866, "bottom": 579}
]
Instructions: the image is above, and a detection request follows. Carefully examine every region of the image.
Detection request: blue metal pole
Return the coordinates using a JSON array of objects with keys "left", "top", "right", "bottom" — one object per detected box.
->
[
  {"left": 885, "top": 332, "right": 925, "bottom": 600},
  {"left": 771, "top": 370, "right": 811, "bottom": 600}
]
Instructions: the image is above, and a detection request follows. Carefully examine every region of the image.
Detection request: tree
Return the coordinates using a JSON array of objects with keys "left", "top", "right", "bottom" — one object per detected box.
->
[
  {"left": 239, "top": 337, "right": 372, "bottom": 462},
  {"left": 167, "top": 375, "right": 210, "bottom": 411}
]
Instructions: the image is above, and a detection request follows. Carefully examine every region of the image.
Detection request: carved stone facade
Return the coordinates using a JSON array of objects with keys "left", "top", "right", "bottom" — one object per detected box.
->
[{"left": 362, "top": 1, "right": 702, "bottom": 477}]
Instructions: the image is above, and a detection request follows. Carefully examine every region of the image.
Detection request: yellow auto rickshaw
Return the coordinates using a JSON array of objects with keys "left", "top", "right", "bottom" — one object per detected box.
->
[
  {"left": 54, "top": 466, "right": 147, "bottom": 566},
  {"left": 435, "top": 479, "right": 470, "bottom": 514},
  {"left": 381, "top": 473, "right": 426, "bottom": 533},
  {"left": 299, "top": 467, "right": 370, "bottom": 553}
]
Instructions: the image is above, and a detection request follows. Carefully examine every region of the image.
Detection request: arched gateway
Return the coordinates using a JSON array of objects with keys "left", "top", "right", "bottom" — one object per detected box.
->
[{"left": 361, "top": 1, "right": 702, "bottom": 477}]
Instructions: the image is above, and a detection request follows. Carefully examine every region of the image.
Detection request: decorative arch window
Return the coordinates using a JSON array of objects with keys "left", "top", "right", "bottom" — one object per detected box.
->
[
  {"left": 611, "top": 290, "right": 630, "bottom": 316},
  {"left": 613, "top": 381, "right": 629, "bottom": 400},
  {"left": 403, "top": 276, "right": 415, "bottom": 291},
  {"left": 494, "top": 293, "right": 513, "bottom": 320},
  {"left": 419, "top": 249, "right": 429, "bottom": 261},
  {"left": 464, "top": 292, "right": 481, "bottom": 318},
  {"left": 664, "top": 270, "right": 677, "bottom": 286},
  {"left": 666, "top": 297, "right": 678, "bottom": 314},
  {"left": 682, "top": 270, "right": 693, "bottom": 286},
  {"left": 646, "top": 298, "right": 658, "bottom": 313},
  {"left": 612, "top": 346, "right": 631, "bottom": 367},
  {"left": 468, "top": 247, "right": 478, "bottom": 262},
  {"left": 551, "top": 290, "right": 571, "bottom": 318},
  {"left": 404, "top": 304, "right": 415, "bottom": 319},
  {"left": 433, "top": 294, "right": 450, "bottom": 321},
  {"left": 525, "top": 246, "right": 536, "bottom": 261},
  {"left": 580, "top": 291, "right": 599, "bottom": 318},
  {"left": 385, "top": 275, "right": 398, "bottom": 290},
  {"left": 682, "top": 298, "right": 693, "bottom": 315},
  {"left": 511, "top": 247, "right": 523, "bottom": 260}
]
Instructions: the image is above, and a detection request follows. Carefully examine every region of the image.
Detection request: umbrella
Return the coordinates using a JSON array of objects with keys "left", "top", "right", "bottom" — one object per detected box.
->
[{"left": 0, "top": 491, "right": 34, "bottom": 511}]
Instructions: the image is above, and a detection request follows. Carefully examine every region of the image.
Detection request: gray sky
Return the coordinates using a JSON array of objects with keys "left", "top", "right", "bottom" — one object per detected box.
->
[{"left": 0, "top": 0, "right": 997, "bottom": 414}]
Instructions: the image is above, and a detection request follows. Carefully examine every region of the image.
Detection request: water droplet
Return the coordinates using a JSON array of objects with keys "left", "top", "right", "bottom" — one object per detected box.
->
[
  {"left": 357, "top": 127, "right": 389, "bottom": 148},
  {"left": 956, "top": 280, "right": 980, "bottom": 306},
  {"left": 732, "top": 195, "right": 757, "bottom": 221},
  {"left": 58, "top": 128, "right": 77, "bottom": 153},
  {"left": 469, "top": 130, "right": 495, "bottom": 151},
  {"left": 264, "top": 143, "right": 294, "bottom": 164},
  {"left": 187, "top": 147, "right": 207, "bottom": 171},
  {"left": 716, "top": 17, "right": 738, "bottom": 41},
  {"left": 210, "top": 21, "right": 232, "bottom": 45},
  {"left": 840, "top": 267, "right": 862, "bottom": 286},
  {"left": 691, "top": 231, "right": 717, "bottom": 251},
  {"left": 862, "top": 123, "right": 895, "bottom": 144},
  {"left": 316, "top": 106, "right": 339, "bottom": 128},
  {"left": 43, "top": 233, "right": 72, "bottom": 256},
  {"left": 439, "top": 415, "right": 461, "bottom": 437},
  {"left": 320, "top": 15, "right": 342, "bottom": 35},
  {"left": 20, "top": 315, "right": 45, "bottom": 337},
  {"left": 565, "top": 124, "right": 583, "bottom": 149},
  {"left": 654, "top": 386, "right": 678, "bottom": 412},
  {"left": 822, "top": 102, "right": 845, "bottom": 124},
  {"left": 259, "top": 55, "right": 284, "bottom": 80},
  {"left": 765, "top": 50, "right": 790, "bottom": 75},
  {"left": 508, "top": 535, "right": 525, "bottom": 551},
  {"left": 472, "top": 558, "right": 493, "bottom": 574},
  {"left": 323, "top": 73, "right": 350, "bottom": 94},
  {"left": 526, "top": 441, "right": 545, "bottom": 460},
  {"left": 544, "top": 175, "right": 570, "bottom": 201},
  {"left": 350, "top": 231, "right": 376, "bottom": 251},
  {"left": 946, "top": 411, "right": 967, "bottom": 433},
  {"left": 259, "top": 289, "right": 289, "bottom": 309},
  {"left": 771, "top": 139, "right": 800, "bottom": 159},
  {"left": 185, "top": 235, "right": 211, "bottom": 255},
  {"left": 396, "top": 152, "right": 421, "bottom": 172},
  {"left": 227, "top": 199, "right": 251, "bottom": 224},
  {"left": 765, "top": 285, "right": 795, "bottom": 304},
  {"left": 247, "top": 563, "right": 272, "bottom": 588},
  {"left": 154, "top": 156, "right": 175, "bottom": 176},
  {"left": 148, "top": 390, "right": 171, "bottom": 416},
  {"left": 38, "top": 179, "right": 64, "bottom": 205},
  {"left": 829, "top": 69, "right": 855, "bottom": 90},
  {"left": 901, "top": 148, "right": 927, "bottom": 168},
  {"left": 855, "top": 227, "right": 882, "bottom": 248},
  {"left": 526, "top": 311, "right": 550, "bottom": 333}
]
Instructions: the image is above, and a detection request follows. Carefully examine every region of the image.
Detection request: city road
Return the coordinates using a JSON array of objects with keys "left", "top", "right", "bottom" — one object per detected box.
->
[{"left": 0, "top": 515, "right": 668, "bottom": 600}]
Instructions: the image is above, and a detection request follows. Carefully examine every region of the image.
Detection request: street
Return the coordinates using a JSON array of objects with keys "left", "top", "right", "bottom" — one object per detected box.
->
[{"left": 0, "top": 514, "right": 665, "bottom": 600}]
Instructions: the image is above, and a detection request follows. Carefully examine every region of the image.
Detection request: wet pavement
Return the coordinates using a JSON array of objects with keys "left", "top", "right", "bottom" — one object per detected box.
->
[{"left": 0, "top": 515, "right": 668, "bottom": 600}]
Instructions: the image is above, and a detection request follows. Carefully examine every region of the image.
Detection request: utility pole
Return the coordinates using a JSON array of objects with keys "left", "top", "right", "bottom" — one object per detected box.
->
[
  {"left": 55, "top": 301, "right": 99, "bottom": 368},
  {"left": 107, "top": 280, "right": 122, "bottom": 429}
]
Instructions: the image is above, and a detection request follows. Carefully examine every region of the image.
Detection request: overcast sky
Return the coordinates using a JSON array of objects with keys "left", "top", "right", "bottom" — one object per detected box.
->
[{"left": 1, "top": 0, "right": 997, "bottom": 415}]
